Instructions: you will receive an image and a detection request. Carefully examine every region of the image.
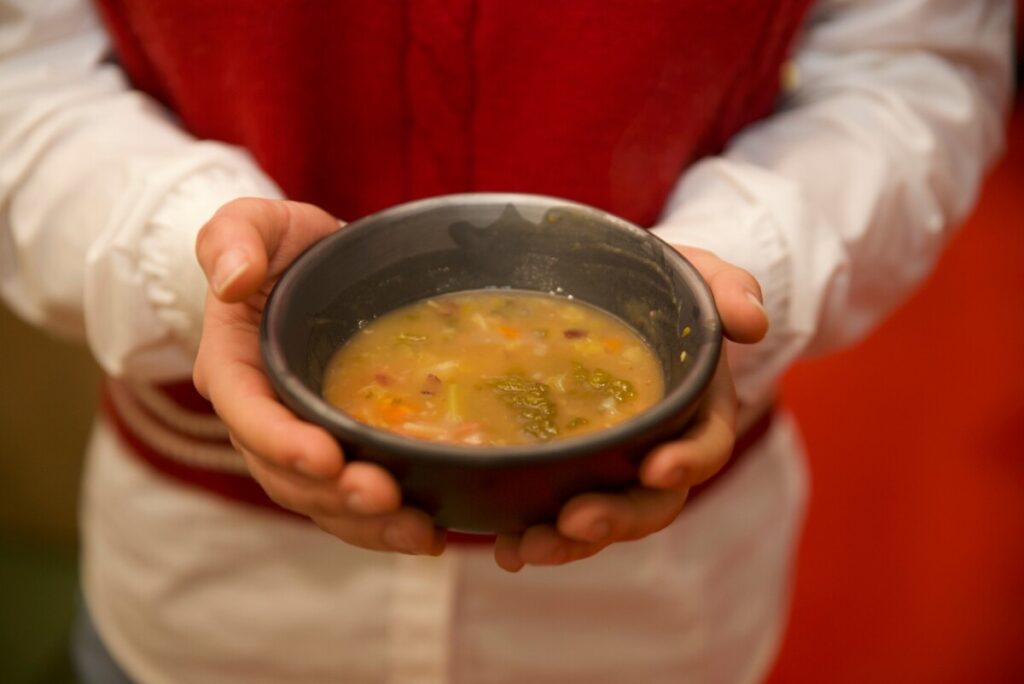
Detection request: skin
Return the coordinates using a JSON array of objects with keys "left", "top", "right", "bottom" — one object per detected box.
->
[{"left": 193, "top": 198, "right": 768, "bottom": 568}]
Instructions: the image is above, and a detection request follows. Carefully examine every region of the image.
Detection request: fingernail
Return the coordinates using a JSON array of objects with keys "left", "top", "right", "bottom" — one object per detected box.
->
[
  {"left": 587, "top": 518, "right": 611, "bottom": 543},
  {"left": 212, "top": 249, "right": 250, "bottom": 296},
  {"left": 745, "top": 291, "right": 766, "bottom": 315},
  {"left": 384, "top": 523, "right": 417, "bottom": 554},
  {"left": 662, "top": 465, "right": 688, "bottom": 488}
]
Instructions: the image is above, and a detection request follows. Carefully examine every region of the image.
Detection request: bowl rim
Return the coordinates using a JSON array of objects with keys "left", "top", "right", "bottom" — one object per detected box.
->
[{"left": 260, "top": 192, "right": 722, "bottom": 467}]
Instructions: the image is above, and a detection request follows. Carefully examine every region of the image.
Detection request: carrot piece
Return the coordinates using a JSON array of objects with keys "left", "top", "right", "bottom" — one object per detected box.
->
[
  {"left": 376, "top": 398, "right": 415, "bottom": 425},
  {"left": 603, "top": 338, "right": 624, "bottom": 353},
  {"left": 497, "top": 325, "right": 521, "bottom": 339}
]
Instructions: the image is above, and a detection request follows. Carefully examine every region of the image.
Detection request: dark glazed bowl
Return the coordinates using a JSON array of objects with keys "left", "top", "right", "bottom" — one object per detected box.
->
[{"left": 260, "top": 193, "right": 721, "bottom": 533}]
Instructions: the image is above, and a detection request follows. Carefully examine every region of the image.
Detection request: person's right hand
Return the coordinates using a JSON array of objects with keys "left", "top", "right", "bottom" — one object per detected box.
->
[{"left": 193, "top": 198, "right": 446, "bottom": 555}]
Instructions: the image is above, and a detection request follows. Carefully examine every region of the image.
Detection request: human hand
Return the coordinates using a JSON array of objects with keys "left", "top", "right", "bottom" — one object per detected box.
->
[
  {"left": 193, "top": 198, "right": 445, "bottom": 555},
  {"left": 493, "top": 247, "right": 768, "bottom": 571}
]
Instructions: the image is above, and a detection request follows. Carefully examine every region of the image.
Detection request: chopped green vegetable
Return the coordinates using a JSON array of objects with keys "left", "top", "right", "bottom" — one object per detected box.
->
[
  {"left": 488, "top": 375, "right": 559, "bottom": 440},
  {"left": 572, "top": 362, "right": 637, "bottom": 403}
]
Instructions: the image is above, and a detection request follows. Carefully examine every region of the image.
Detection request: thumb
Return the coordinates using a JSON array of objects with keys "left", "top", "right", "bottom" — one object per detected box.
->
[
  {"left": 195, "top": 198, "right": 343, "bottom": 303},
  {"left": 195, "top": 198, "right": 277, "bottom": 302},
  {"left": 674, "top": 246, "right": 769, "bottom": 344},
  {"left": 705, "top": 267, "right": 768, "bottom": 344}
]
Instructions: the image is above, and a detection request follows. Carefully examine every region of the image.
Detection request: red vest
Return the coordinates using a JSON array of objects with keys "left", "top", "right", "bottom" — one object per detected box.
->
[
  {"left": 92, "top": 0, "right": 811, "bottom": 521},
  {"left": 94, "top": 0, "right": 812, "bottom": 226}
]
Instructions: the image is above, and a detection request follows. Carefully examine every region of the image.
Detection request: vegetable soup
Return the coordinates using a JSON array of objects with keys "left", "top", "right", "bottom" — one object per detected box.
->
[{"left": 322, "top": 289, "right": 664, "bottom": 446}]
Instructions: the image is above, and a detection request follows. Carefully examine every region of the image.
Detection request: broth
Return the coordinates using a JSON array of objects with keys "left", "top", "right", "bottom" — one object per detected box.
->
[{"left": 322, "top": 289, "right": 664, "bottom": 446}]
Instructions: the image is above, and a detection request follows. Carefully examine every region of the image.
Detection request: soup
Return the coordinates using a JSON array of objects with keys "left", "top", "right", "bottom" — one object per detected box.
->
[{"left": 321, "top": 289, "right": 664, "bottom": 446}]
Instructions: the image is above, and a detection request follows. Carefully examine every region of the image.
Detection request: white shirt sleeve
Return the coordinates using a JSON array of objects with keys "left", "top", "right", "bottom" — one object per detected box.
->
[
  {"left": 651, "top": 0, "right": 1014, "bottom": 405},
  {"left": 0, "top": 0, "right": 282, "bottom": 382}
]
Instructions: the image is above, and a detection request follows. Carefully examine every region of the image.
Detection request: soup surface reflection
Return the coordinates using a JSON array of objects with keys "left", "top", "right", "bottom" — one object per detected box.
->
[{"left": 322, "top": 289, "right": 664, "bottom": 446}]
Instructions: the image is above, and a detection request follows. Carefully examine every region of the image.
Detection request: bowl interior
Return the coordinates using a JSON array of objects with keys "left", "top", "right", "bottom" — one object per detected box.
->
[{"left": 264, "top": 194, "right": 720, "bottom": 454}]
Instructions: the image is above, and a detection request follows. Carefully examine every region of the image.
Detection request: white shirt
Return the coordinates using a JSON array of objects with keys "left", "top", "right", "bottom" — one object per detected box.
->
[{"left": 0, "top": 1, "right": 1013, "bottom": 682}]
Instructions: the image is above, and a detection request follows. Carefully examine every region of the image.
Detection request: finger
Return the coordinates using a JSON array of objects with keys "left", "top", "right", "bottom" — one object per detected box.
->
[
  {"left": 201, "top": 313, "right": 343, "bottom": 479},
  {"left": 195, "top": 199, "right": 275, "bottom": 301},
  {"left": 639, "top": 355, "right": 738, "bottom": 489},
  {"left": 515, "top": 525, "right": 607, "bottom": 566},
  {"left": 218, "top": 381, "right": 342, "bottom": 479},
  {"left": 237, "top": 446, "right": 399, "bottom": 517},
  {"left": 312, "top": 508, "right": 446, "bottom": 556},
  {"left": 557, "top": 487, "right": 688, "bottom": 544},
  {"left": 675, "top": 246, "right": 768, "bottom": 343},
  {"left": 494, "top": 534, "right": 526, "bottom": 573},
  {"left": 238, "top": 446, "right": 343, "bottom": 515},
  {"left": 337, "top": 461, "right": 403, "bottom": 515},
  {"left": 195, "top": 198, "right": 340, "bottom": 301}
]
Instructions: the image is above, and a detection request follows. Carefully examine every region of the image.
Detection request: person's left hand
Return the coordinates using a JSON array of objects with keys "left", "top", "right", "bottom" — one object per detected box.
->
[{"left": 493, "top": 247, "right": 768, "bottom": 572}]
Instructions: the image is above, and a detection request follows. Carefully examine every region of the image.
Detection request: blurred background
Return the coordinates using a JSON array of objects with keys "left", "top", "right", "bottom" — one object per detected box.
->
[
  {"left": 766, "top": 82, "right": 1024, "bottom": 683},
  {"left": 2, "top": 15, "right": 1022, "bottom": 684}
]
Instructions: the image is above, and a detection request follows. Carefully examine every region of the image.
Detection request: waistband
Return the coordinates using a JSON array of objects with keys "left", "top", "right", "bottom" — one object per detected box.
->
[{"left": 100, "top": 378, "right": 773, "bottom": 543}]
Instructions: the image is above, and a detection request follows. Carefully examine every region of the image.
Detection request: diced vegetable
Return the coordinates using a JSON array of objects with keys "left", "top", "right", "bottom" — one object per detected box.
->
[
  {"left": 603, "top": 337, "right": 624, "bottom": 353},
  {"left": 572, "top": 362, "right": 637, "bottom": 403},
  {"left": 394, "top": 422, "right": 449, "bottom": 440},
  {"left": 488, "top": 375, "right": 559, "bottom": 440},
  {"left": 378, "top": 398, "right": 415, "bottom": 425}
]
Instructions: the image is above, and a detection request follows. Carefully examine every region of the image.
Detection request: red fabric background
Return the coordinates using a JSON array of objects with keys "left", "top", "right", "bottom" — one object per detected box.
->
[{"left": 767, "top": 95, "right": 1024, "bottom": 682}]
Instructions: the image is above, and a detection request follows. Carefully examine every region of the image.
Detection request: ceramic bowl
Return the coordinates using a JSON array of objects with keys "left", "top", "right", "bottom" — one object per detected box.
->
[{"left": 260, "top": 193, "right": 721, "bottom": 533}]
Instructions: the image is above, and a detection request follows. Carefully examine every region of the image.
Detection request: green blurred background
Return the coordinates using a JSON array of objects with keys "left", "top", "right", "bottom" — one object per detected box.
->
[{"left": 1, "top": 305, "right": 97, "bottom": 684}]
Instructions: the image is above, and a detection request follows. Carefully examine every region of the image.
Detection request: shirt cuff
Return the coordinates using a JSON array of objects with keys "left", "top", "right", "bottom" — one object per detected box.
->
[
  {"left": 83, "top": 142, "right": 284, "bottom": 381},
  {"left": 139, "top": 161, "right": 284, "bottom": 359},
  {"left": 650, "top": 157, "right": 795, "bottom": 404}
]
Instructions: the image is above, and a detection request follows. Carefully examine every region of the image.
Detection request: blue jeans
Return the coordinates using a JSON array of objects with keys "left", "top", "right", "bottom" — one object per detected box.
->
[{"left": 71, "top": 595, "right": 135, "bottom": 684}]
